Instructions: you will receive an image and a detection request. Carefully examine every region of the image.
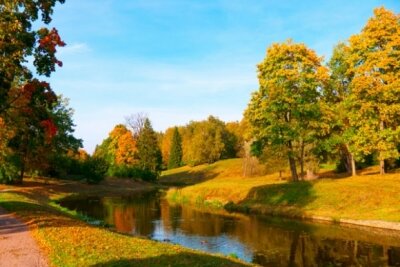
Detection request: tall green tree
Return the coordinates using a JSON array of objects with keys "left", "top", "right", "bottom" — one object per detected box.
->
[
  {"left": 245, "top": 40, "right": 328, "bottom": 181},
  {"left": 168, "top": 127, "right": 183, "bottom": 169},
  {"left": 347, "top": 7, "right": 400, "bottom": 175},
  {"left": 326, "top": 42, "right": 357, "bottom": 176},
  {"left": 137, "top": 119, "right": 162, "bottom": 175}
]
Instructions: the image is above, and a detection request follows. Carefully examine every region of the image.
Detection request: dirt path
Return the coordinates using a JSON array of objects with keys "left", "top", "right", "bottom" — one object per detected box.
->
[{"left": 0, "top": 207, "right": 48, "bottom": 267}]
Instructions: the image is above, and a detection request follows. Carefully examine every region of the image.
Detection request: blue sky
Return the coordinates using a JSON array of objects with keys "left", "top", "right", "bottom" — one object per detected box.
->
[{"left": 46, "top": 0, "right": 399, "bottom": 153}]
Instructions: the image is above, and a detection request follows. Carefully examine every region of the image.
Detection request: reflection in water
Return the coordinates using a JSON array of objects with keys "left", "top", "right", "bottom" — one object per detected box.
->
[{"left": 60, "top": 191, "right": 400, "bottom": 267}]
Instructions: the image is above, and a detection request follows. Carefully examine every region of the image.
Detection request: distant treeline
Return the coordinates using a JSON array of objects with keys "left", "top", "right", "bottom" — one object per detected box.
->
[{"left": 92, "top": 115, "right": 247, "bottom": 180}]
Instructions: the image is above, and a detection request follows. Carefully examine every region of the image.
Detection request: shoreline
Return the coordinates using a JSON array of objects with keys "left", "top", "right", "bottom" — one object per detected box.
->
[
  {"left": 224, "top": 202, "right": 400, "bottom": 233},
  {"left": 0, "top": 178, "right": 251, "bottom": 267}
]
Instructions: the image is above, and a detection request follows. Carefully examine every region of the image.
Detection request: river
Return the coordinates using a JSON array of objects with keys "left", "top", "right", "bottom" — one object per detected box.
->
[{"left": 59, "top": 190, "right": 400, "bottom": 266}]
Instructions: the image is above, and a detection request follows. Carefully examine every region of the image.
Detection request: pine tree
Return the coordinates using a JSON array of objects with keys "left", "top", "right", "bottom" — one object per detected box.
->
[
  {"left": 137, "top": 119, "right": 162, "bottom": 175},
  {"left": 168, "top": 127, "right": 182, "bottom": 169}
]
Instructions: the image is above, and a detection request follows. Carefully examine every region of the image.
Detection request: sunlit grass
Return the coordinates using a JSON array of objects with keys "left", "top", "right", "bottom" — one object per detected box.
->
[
  {"left": 163, "top": 159, "right": 400, "bottom": 222},
  {"left": 0, "top": 179, "right": 251, "bottom": 267}
]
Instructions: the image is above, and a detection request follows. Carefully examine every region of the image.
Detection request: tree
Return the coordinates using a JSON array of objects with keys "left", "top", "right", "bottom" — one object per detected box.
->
[
  {"left": 326, "top": 42, "right": 357, "bottom": 176},
  {"left": 0, "top": 0, "right": 65, "bottom": 114},
  {"left": 125, "top": 112, "right": 148, "bottom": 138},
  {"left": 168, "top": 127, "right": 183, "bottom": 169},
  {"left": 161, "top": 127, "right": 175, "bottom": 166},
  {"left": 39, "top": 96, "right": 83, "bottom": 178},
  {"left": 225, "top": 121, "right": 246, "bottom": 158},
  {"left": 245, "top": 40, "right": 328, "bottom": 181},
  {"left": 181, "top": 116, "right": 230, "bottom": 166},
  {"left": 94, "top": 124, "right": 137, "bottom": 170},
  {"left": 6, "top": 81, "right": 59, "bottom": 182},
  {"left": 346, "top": 7, "right": 400, "bottom": 175},
  {"left": 137, "top": 118, "right": 162, "bottom": 176},
  {"left": 0, "top": 0, "right": 66, "bottom": 183}
]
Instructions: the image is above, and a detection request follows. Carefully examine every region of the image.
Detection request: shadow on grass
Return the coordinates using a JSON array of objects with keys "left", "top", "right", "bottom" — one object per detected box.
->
[
  {"left": 226, "top": 181, "right": 317, "bottom": 218},
  {"left": 160, "top": 169, "right": 219, "bottom": 186},
  {"left": 90, "top": 253, "right": 249, "bottom": 267}
]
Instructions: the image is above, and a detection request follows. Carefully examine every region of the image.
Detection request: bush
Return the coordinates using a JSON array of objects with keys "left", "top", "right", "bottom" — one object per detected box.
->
[
  {"left": 82, "top": 157, "right": 108, "bottom": 184},
  {"left": 107, "top": 165, "right": 158, "bottom": 182},
  {"left": 0, "top": 155, "right": 21, "bottom": 184}
]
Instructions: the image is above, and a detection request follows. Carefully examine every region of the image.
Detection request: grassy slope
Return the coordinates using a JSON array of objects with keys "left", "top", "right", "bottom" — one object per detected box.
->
[
  {"left": 0, "top": 178, "right": 250, "bottom": 267},
  {"left": 161, "top": 158, "right": 400, "bottom": 222}
]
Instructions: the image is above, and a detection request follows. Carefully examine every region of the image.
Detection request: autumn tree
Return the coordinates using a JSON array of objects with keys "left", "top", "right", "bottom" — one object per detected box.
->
[
  {"left": 40, "top": 97, "right": 82, "bottom": 177},
  {"left": 161, "top": 127, "right": 175, "bottom": 166},
  {"left": 94, "top": 124, "right": 137, "bottom": 172},
  {"left": 326, "top": 43, "right": 358, "bottom": 176},
  {"left": 181, "top": 116, "right": 232, "bottom": 166},
  {"left": 245, "top": 40, "right": 328, "bottom": 181},
  {"left": 225, "top": 120, "right": 247, "bottom": 158},
  {"left": 0, "top": 0, "right": 66, "bottom": 183},
  {"left": 137, "top": 119, "right": 162, "bottom": 177},
  {"left": 168, "top": 127, "right": 183, "bottom": 169},
  {"left": 346, "top": 7, "right": 400, "bottom": 175},
  {"left": 0, "top": 0, "right": 65, "bottom": 114},
  {"left": 5, "top": 81, "right": 60, "bottom": 182}
]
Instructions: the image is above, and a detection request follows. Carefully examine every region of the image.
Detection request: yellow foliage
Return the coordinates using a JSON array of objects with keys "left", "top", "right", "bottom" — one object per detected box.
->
[{"left": 161, "top": 127, "right": 175, "bottom": 165}]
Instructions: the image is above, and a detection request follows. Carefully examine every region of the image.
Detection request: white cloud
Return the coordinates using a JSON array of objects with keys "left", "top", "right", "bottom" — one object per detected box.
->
[{"left": 58, "top": 43, "right": 91, "bottom": 56}]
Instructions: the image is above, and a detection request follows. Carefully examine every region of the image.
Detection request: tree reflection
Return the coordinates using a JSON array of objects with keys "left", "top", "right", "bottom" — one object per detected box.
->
[{"left": 61, "top": 194, "right": 400, "bottom": 267}]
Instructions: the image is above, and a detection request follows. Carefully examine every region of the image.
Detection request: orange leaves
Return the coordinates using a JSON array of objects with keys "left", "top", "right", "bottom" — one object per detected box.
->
[
  {"left": 103, "top": 124, "right": 138, "bottom": 166},
  {"left": 38, "top": 27, "right": 66, "bottom": 55},
  {"left": 115, "top": 131, "right": 137, "bottom": 166}
]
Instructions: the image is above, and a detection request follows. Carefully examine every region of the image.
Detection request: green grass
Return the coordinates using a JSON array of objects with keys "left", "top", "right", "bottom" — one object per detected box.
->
[
  {"left": 0, "top": 179, "right": 251, "bottom": 267},
  {"left": 162, "top": 159, "right": 400, "bottom": 222}
]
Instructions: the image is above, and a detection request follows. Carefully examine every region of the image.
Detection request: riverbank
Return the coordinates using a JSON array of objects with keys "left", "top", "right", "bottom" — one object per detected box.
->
[
  {"left": 0, "top": 177, "right": 251, "bottom": 267},
  {"left": 162, "top": 159, "right": 400, "bottom": 231}
]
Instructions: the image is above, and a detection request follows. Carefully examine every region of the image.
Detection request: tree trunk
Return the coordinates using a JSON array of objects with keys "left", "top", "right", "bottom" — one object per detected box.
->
[
  {"left": 288, "top": 141, "right": 299, "bottom": 182},
  {"left": 300, "top": 140, "right": 305, "bottom": 180},
  {"left": 342, "top": 145, "right": 352, "bottom": 174},
  {"left": 380, "top": 120, "right": 385, "bottom": 175},
  {"left": 350, "top": 152, "right": 356, "bottom": 177},
  {"left": 380, "top": 159, "right": 385, "bottom": 175},
  {"left": 15, "top": 159, "right": 25, "bottom": 185}
]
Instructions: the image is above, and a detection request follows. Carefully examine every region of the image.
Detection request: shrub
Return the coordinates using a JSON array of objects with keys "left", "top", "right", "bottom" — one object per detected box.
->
[
  {"left": 0, "top": 155, "right": 21, "bottom": 184},
  {"left": 83, "top": 157, "right": 108, "bottom": 184}
]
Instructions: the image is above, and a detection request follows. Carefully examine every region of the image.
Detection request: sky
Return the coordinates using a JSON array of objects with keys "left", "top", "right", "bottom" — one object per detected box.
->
[{"left": 44, "top": 0, "right": 400, "bottom": 153}]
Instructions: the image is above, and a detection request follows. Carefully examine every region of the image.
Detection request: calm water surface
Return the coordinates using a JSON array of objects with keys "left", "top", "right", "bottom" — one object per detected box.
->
[{"left": 59, "top": 191, "right": 400, "bottom": 266}]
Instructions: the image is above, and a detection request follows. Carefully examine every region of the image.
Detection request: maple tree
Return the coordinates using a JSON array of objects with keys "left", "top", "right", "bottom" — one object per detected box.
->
[
  {"left": 0, "top": 0, "right": 65, "bottom": 114},
  {"left": 245, "top": 40, "right": 328, "bottom": 181},
  {"left": 346, "top": 7, "right": 400, "bottom": 175},
  {"left": 94, "top": 124, "right": 137, "bottom": 171},
  {"left": 0, "top": 0, "right": 66, "bottom": 183}
]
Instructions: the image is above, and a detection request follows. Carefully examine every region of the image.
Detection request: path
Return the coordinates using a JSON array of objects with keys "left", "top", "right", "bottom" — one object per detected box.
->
[{"left": 0, "top": 207, "right": 48, "bottom": 267}]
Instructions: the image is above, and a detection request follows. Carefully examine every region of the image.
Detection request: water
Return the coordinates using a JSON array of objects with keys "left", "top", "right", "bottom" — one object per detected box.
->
[{"left": 59, "top": 191, "right": 400, "bottom": 266}]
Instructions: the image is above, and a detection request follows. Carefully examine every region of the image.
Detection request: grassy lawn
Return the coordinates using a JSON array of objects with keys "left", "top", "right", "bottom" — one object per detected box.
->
[
  {"left": 162, "top": 159, "right": 400, "bottom": 222},
  {"left": 0, "top": 178, "right": 251, "bottom": 267}
]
